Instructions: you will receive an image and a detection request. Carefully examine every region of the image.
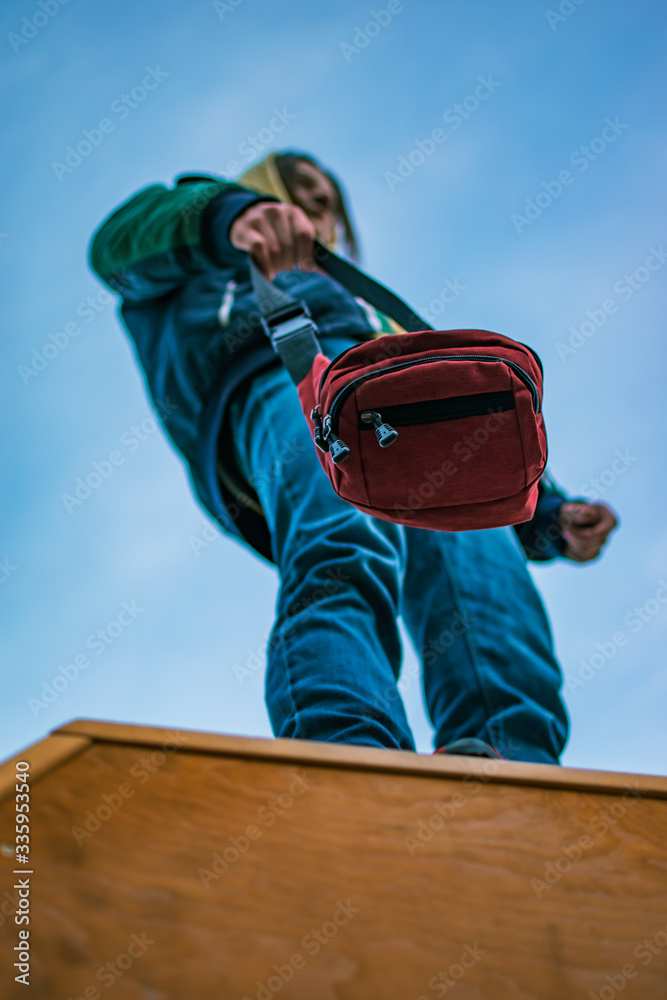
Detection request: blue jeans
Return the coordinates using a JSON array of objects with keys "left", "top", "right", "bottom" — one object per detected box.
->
[{"left": 228, "top": 337, "right": 569, "bottom": 765}]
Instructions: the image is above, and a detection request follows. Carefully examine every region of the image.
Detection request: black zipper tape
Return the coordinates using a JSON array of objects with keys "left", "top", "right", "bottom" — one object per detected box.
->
[
  {"left": 357, "top": 390, "right": 516, "bottom": 428},
  {"left": 325, "top": 354, "right": 540, "bottom": 440}
]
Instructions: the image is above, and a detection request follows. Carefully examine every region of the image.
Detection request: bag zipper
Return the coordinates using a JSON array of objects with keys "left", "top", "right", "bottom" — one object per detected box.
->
[
  {"left": 311, "top": 354, "right": 540, "bottom": 463},
  {"left": 326, "top": 352, "right": 538, "bottom": 426},
  {"left": 317, "top": 340, "right": 366, "bottom": 397},
  {"left": 318, "top": 341, "right": 543, "bottom": 400},
  {"left": 357, "top": 389, "right": 516, "bottom": 428}
]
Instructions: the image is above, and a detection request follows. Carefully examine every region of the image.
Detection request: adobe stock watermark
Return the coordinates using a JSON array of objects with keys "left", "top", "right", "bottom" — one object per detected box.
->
[
  {"left": 8, "top": 0, "right": 73, "bottom": 54},
  {"left": 190, "top": 434, "right": 299, "bottom": 552},
  {"left": 420, "top": 609, "right": 478, "bottom": 669},
  {"left": 366, "top": 607, "right": 478, "bottom": 723},
  {"left": 0, "top": 886, "right": 21, "bottom": 929},
  {"left": 531, "top": 782, "right": 642, "bottom": 899},
  {"left": 27, "top": 600, "right": 145, "bottom": 717},
  {"left": 232, "top": 567, "right": 352, "bottom": 684},
  {"left": 283, "top": 567, "right": 352, "bottom": 626},
  {"left": 178, "top": 109, "right": 296, "bottom": 198},
  {"left": 188, "top": 468, "right": 273, "bottom": 553},
  {"left": 555, "top": 246, "right": 666, "bottom": 362},
  {"left": 391, "top": 403, "right": 516, "bottom": 518},
  {"left": 1, "top": 557, "right": 18, "bottom": 584},
  {"left": 517, "top": 499, "right": 566, "bottom": 561},
  {"left": 404, "top": 760, "right": 500, "bottom": 856},
  {"left": 70, "top": 731, "right": 188, "bottom": 846},
  {"left": 246, "top": 435, "right": 308, "bottom": 496},
  {"left": 566, "top": 580, "right": 667, "bottom": 694},
  {"left": 576, "top": 448, "right": 638, "bottom": 502},
  {"left": 217, "top": 107, "right": 296, "bottom": 180},
  {"left": 189, "top": 520, "right": 223, "bottom": 556},
  {"left": 212, "top": 0, "right": 244, "bottom": 20},
  {"left": 417, "top": 277, "right": 468, "bottom": 325},
  {"left": 385, "top": 75, "right": 502, "bottom": 191},
  {"left": 61, "top": 398, "right": 177, "bottom": 514},
  {"left": 232, "top": 629, "right": 275, "bottom": 685},
  {"left": 588, "top": 920, "right": 667, "bottom": 1000},
  {"left": 545, "top": 0, "right": 587, "bottom": 31},
  {"left": 188, "top": 500, "right": 247, "bottom": 544},
  {"left": 51, "top": 66, "right": 169, "bottom": 181},
  {"left": 340, "top": 0, "right": 414, "bottom": 62},
  {"left": 17, "top": 288, "right": 113, "bottom": 385},
  {"left": 416, "top": 942, "right": 487, "bottom": 998},
  {"left": 64, "top": 932, "right": 155, "bottom": 999},
  {"left": 241, "top": 900, "right": 360, "bottom": 1000},
  {"left": 198, "top": 769, "right": 316, "bottom": 888},
  {"left": 511, "top": 116, "right": 629, "bottom": 233}
]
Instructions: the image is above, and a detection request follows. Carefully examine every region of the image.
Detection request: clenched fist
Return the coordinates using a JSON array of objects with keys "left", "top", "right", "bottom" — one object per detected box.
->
[
  {"left": 559, "top": 501, "right": 619, "bottom": 563},
  {"left": 230, "top": 202, "right": 317, "bottom": 280}
]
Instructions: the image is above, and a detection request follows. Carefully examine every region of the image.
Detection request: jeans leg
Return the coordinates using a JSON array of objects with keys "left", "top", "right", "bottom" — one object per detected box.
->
[
  {"left": 400, "top": 525, "right": 569, "bottom": 764},
  {"left": 228, "top": 358, "right": 415, "bottom": 751}
]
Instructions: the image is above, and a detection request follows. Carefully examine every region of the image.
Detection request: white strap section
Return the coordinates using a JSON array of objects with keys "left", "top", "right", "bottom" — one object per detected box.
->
[
  {"left": 354, "top": 297, "right": 383, "bottom": 332},
  {"left": 217, "top": 280, "right": 237, "bottom": 327}
]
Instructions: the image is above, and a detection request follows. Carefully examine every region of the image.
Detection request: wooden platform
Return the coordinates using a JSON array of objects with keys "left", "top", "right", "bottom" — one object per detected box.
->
[{"left": 1, "top": 719, "right": 666, "bottom": 999}]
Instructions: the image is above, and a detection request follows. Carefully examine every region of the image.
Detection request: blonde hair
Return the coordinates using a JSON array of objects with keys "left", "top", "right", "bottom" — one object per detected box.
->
[{"left": 274, "top": 151, "right": 359, "bottom": 262}]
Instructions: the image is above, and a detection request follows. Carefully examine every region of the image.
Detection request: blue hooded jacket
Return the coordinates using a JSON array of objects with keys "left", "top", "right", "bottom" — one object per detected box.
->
[{"left": 89, "top": 170, "right": 570, "bottom": 564}]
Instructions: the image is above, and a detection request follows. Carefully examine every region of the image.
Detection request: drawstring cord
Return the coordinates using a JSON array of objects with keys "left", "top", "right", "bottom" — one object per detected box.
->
[{"left": 218, "top": 280, "right": 237, "bottom": 327}]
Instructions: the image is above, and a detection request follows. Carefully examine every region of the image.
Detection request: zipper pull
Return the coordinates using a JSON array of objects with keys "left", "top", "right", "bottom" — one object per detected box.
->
[
  {"left": 310, "top": 406, "right": 327, "bottom": 452},
  {"left": 323, "top": 414, "right": 350, "bottom": 465},
  {"left": 361, "top": 410, "right": 398, "bottom": 448}
]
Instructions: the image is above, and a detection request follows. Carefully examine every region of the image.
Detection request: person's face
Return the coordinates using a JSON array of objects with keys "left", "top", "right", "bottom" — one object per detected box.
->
[{"left": 287, "top": 160, "right": 338, "bottom": 245}]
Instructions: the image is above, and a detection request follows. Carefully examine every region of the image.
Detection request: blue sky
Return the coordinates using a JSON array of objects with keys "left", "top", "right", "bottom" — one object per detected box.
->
[{"left": 2, "top": 0, "right": 665, "bottom": 774}]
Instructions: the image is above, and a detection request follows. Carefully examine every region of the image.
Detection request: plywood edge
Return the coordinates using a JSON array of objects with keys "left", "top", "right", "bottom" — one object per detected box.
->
[
  {"left": 53, "top": 718, "right": 667, "bottom": 799},
  {"left": 0, "top": 733, "right": 91, "bottom": 802}
]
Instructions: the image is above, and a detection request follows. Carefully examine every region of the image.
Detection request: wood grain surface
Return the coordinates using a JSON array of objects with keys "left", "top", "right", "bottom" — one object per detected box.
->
[
  {"left": 0, "top": 733, "right": 90, "bottom": 801},
  {"left": 0, "top": 725, "right": 666, "bottom": 999},
  {"left": 51, "top": 717, "right": 667, "bottom": 798}
]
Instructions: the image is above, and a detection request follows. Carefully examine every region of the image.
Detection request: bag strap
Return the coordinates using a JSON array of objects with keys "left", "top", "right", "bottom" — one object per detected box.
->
[
  {"left": 311, "top": 240, "right": 433, "bottom": 333},
  {"left": 248, "top": 240, "right": 433, "bottom": 384},
  {"left": 248, "top": 259, "right": 323, "bottom": 384}
]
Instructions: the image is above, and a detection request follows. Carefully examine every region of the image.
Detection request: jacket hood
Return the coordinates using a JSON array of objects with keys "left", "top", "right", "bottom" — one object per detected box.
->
[
  {"left": 238, "top": 152, "right": 337, "bottom": 250},
  {"left": 238, "top": 152, "right": 293, "bottom": 205}
]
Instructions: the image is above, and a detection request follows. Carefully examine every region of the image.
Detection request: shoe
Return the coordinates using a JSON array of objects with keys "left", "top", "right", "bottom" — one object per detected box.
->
[{"left": 433, "top": 737, "right": 504, "bottom": 759}]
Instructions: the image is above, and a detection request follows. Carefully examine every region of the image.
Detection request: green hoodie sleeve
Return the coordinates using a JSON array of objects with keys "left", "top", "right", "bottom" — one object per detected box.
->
[{"left": 88, "top": 177, "right": 275, "bottom": 302}]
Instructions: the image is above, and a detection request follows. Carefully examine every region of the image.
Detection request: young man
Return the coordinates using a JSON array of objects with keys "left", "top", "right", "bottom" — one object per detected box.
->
[{"left": 89, "top": 150, "right": 618, "bottom": 764}]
